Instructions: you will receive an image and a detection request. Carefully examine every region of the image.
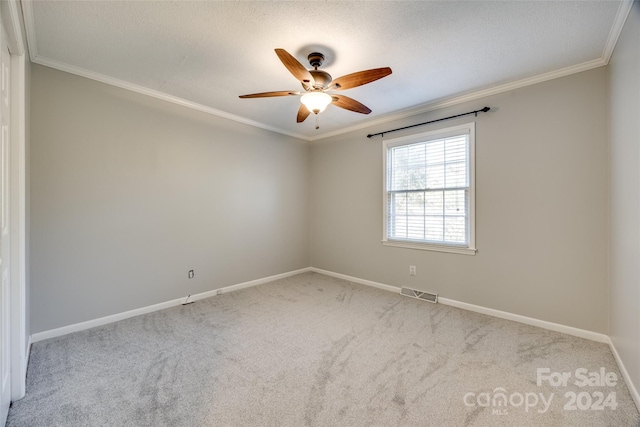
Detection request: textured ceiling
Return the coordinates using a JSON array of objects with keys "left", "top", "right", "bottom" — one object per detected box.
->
[{"left": 23, "top": 1, "right": 628, "bottom": 141}]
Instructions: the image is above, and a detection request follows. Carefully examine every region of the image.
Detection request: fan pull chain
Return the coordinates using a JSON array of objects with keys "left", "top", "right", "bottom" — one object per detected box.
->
[{"left": 315, "top": 114, "right": 320, "bottom": 130}]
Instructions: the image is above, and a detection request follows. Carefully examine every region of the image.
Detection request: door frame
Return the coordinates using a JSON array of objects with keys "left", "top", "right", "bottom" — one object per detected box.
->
[{"left": 1, "top": 0, "right": 28, "bottom": 401}]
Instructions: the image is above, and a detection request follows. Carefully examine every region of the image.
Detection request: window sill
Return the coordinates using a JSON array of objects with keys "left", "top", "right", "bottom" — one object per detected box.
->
[{"left": 382, "top": 239, "right": 477, "bottom": 256}]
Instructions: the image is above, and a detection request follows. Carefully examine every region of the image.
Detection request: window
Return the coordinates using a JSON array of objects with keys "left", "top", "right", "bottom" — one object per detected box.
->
[{"left": 383, "top": 123, "right": 476, "bottom": 255}]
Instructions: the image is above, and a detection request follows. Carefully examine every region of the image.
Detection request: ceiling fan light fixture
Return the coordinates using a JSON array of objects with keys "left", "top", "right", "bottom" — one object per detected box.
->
[
  {"left": 240, "top": 49, "right": 391, "bottom": 124},
  {"left": 301, "top": 91, "right": 332, "bottom": 114}
]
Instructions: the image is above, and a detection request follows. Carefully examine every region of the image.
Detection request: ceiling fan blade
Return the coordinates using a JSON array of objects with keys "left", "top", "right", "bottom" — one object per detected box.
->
[
  {"left": 331, "top": 95, "right": 372, "bottom": 114},
  {"left": 239, "top": 91, "right": 299, "bottom": 98},
  {"left": 331, "top": 67, "right": 392, "bottom": 90},
  {"left": 297, "top": 104, "right": 311, "bottom": 123},
  {"left": 275, "top": 49, "right": 315, "bottom": 86}
]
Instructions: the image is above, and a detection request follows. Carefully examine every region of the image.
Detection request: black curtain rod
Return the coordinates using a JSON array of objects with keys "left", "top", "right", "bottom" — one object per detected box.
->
[{"left": 367, "top": 106, "right": 491, "bottom": 139}]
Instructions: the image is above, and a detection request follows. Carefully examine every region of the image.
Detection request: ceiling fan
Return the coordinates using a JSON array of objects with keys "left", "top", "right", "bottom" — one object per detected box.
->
[{"left": 239, "top": 49, "right": 392, "bottom": 128}]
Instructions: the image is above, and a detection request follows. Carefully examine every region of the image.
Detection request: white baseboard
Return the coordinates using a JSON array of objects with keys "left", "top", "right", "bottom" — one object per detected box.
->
[
  {"left": 31, "top": 267, "right": 608, "bottom": 345},
  {"left": 437, "top": 297, "right": 609, "bottom": 343},
  {"left": 311, "top": 268, "right": 609, "bottom": 343},
  {"left": 309, "top": 268, "right": 400, "bottom": 293},
  {"left": 26, "top": 266, "right": 639, "bottom": 413},
  {"left": 31, "top": 267, "right": 312, "bottom": 343},
  {"left": 608, "top": 337, "right": 640, "bottom": 413},
  {"left": 31, "top": 296, "right": 189, "bottom": 343},
  {"left": 216, "top": 267, "right": 311, "bottom": 295},
  {"left": 183, "top": 267, "right": 313, "bottom": 303}
]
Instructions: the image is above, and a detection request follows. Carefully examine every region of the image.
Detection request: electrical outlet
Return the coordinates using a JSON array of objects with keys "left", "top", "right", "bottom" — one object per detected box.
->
[
  {"left": 188, "top": 270, "right": 194, "bottom": 279},
  {"left": 409, "top": 265, "right": 417, "bottom": 276}
]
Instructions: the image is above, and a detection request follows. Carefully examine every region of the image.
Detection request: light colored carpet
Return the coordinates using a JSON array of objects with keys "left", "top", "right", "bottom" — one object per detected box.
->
[{"left": 7, "top": 272, "right": 640, "bottom": 426}]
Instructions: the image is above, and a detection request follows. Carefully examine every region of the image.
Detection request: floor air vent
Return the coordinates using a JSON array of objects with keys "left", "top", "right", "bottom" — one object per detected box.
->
[{"left": 400, "top": 287, "right": 438, "bottom": 303}]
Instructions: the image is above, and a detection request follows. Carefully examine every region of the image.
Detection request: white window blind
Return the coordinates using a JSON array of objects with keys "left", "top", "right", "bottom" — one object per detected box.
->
[{"left": 383, "top": 123, "right": 476, "bottom": 254}]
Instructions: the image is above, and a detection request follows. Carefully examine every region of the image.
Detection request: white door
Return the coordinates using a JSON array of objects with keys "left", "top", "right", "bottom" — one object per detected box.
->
[{"left": 0, "top": 26, "right": 11, "bottom": 425}]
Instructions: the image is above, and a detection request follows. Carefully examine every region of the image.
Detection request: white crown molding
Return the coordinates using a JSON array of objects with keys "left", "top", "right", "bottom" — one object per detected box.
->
[
  {"left": 22, "top": 0, "right": 311, "bottom": 140},
  {"left": 310, "top": 0, "right": 633, "bottom": 142},
  {"left": 22, "top": 0, "right": 632, "bottom": 143},
  {"left": 31, "top": 56, "right": 311, "bottom": 141},
  {"left": 602, "top": 0, "right": 634, "bottom": 64},
  {"left": 32, "top": 53, "right": 608, "bottom": 144},
  {"left": 309, "top": 57, "right": 607, "bottom": 141},
  {"left": 1, "top": 0, "right": 25, "bottom": 55},
  {"left": 20, "top": 0, "right": 37, "bottom": 62}
]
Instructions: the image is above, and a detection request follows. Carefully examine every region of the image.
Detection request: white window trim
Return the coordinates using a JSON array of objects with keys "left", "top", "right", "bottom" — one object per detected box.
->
[{"left": 382, "top": 122, "right": 476, "bottom": 255}]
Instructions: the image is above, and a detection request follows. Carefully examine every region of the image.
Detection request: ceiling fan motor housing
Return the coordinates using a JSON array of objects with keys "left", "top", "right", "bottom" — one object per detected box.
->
[
  {"left": 309, "top": 70, "right": 332, "bottom": 89},
  {"left": 307, "top": 53, "right": 332, "bottom": 89},
  {"left": 308, "top": 52, "right": 325, "bottom": 68}
]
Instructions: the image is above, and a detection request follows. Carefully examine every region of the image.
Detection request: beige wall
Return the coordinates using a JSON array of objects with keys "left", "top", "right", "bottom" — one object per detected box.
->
[
  {"left": 310, "top": 67, "right": 609, "bottom": 333},
  {"left": 609, "top": 0, "right": 640, "bottom": 403},
  {"left": 30, "top": 65, "right": 310, "bottom": 333}
]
